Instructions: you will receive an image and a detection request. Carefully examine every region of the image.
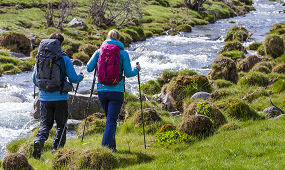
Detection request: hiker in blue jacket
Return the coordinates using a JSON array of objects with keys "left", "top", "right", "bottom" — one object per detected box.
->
[
  {"left": 32, "top": 33, "right": 84, "bottom": 159},
  {"left": 87, "top": 29, "right": 141, "bottom": 151}
]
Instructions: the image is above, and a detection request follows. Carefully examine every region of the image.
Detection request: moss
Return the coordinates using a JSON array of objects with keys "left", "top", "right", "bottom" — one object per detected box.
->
[
  {"left": 257, "top": 45, "right": 265, "bottom": 56},
  {"left": 128, "top": 26, "right": 147, "bottom": 41},
  {"left": 120, "top": 28, "right": 141, "bottom": 42},
  {"left": 30, "top": 47, "right": 38, "bottom": 58},
  {"left": 250, "top": 62, "right": 273, "bottom": 74},
  {"left": 76, "top": 114, "right": 106, "bottom": 137},
  {"left": 6, "top": 138, "right": 28, "bottom": 153},
  {"left": 0, "top": 51, "right": 10, "bottom": 56},
  {"left": 263, "top": 34, "right": 284, "bottom": 58},
  {"left": 175, "top": 24, "right": 192, "bottom": 32},
  {"left": 272, "top": 63, "right": 285, "bottom": 74},
  {"left": 179, "top": 114, "right": 213, "bottom": 138},
  {"left": 218, "top": 122, "right": 241, "bottom": 132},
  {"left": 119, "top": 32, "right": 132, "bottom": 47},
  {"left": 73, "top": 51, "right": 90, "bottom": 64},
  {"left": 238, "top": 71, "right": 269, "bottom": 87},
  {"left": 141, "top": 80, "right": 161, "bottom": 95},
  {"left": 270, "top": 79, "right": 285, "bottom": 93},
  {"left": 219, "top": 40, "right": 246, "bottom": 53},
  {"left": 225, "top": 99, "right": 259, "bottom": 120},
  {"left": 247, "top": 42, "right": 262, "bottom": 50},
  {"left": 0, "top": 32, "right": 32, "bottom": 55},
  {"left": 269, "top": 23, "right": 284, "bottom": 32},
  {"left": 212, "top": 79, "right": 234, "bottom": 88},
  {"left": 220, "top": 50, "right": 245, "bottom": 62},
  {"left": 144, "top": 31, "right": 153, "bottom": 38},
  {"left": 1, "top": 63, "right": 21, "bottom": 74},
  {"left": 78, "top": 44, "right": 98, "bottom": 57},
  {"left": 224, "top": 26, "right": 249, "bottom": 42}
]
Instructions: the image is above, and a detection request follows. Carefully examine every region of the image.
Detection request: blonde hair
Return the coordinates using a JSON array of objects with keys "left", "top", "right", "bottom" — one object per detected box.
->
[{"left": 107, "top": 29, "right": 120, "bottom": 40}]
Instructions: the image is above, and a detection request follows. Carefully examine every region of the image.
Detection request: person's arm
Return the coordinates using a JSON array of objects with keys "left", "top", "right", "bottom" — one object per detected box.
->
[
  {"left": 87, "top": 50, "right": 100, "bottom": 72},
  {"left": 63, "top": 56, "right": 83, "bottom": 83},
  {"left": 122, "top": 50, "right": 139, "bottom": 78}
]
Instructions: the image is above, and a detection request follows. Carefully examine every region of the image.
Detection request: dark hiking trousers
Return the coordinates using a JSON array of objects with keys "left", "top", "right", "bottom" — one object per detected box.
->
[
  {"left": 98, "top": 92, "right": 124, "bottom": 150},
  {"left": 33, "top": 100, "right": 68, "bottom": 149}
]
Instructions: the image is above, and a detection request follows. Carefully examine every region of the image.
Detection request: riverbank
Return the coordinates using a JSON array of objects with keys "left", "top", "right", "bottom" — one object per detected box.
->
[{"left": 0, "top": 0, "right": 257, "bottom": 73}]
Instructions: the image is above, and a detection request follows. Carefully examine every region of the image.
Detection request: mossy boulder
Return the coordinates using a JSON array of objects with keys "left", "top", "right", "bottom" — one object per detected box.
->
[
  {"left": 208, "top": 57, "right": 238, "bottom": 83},
  {"left": 78, "top": 149, "right": 119, "bottom": 169},
  {"left": 53, "top": 148, "right": 75, "bottom": 169},
  {"left": 250, "top": 61, "right": 273, "bottom": 74},
  {"left": 119, "top": 32, "right": 132, "bottom": 47},
  {"left": 225, "top": 99, "right": 259, "bottom": 120},
  {"left": 219, "top": 41, "right": 247, "bottom": 53},
  {"left": 269, "top": 23, "right": 283, "bottom": 32},
  {"left": 120, "top": 28, "right": 141, "bottom": 42},
  {"left": 237, "top": 55, "right": 263, "bottom": 72},
  {"left": 183, "top": 101, "right": 226, "bottom": 128},
  {"left": 133, "top": 108, "right": 161, "bottom": 125},
  {"left": 157, "top": 69, "right": 197, "bottom": 87},
  {"left": 176, "top": 24, "right": 192, "bottom": 32},
  {"left": 263, "top": 34, "right": 284, "bottom": 58},
  {"left": 224, "top": 26, "right": 249, "bottom": 42},
  {"left": 0, "top": 32, "right": 31, "bottom": 56},
  {"left": 73, "top": 51, "right": 90, "bottom": 64},
  {"left": 272, "top": 63, "right": 285, "bottom": 74},
  {"left": 141, "top": 80, "right": 161, "bottom": 95},
  {"left": 257, "top": 45, "right": 266, "bottom": 56},
  {"left": 179, "top": 114, "right": 213, "bottom": 138},
  {"left": 162, "top": 75, "right": 212, "bottom": 112},
  {"left": 247, "top": 42, "right": 262, "bottom": 50},
  {"left": 212, "top": 79, "right": 233, "bottom": 88},
  {"left": 220, "top": 50, "right": 245, "bottom": 62},
  {"left": 78, "top": 44, "right": 98, "bottom": 57},
  {"left": 1, "top": 153, "right": 33, "bottom": 170},
  {"left": 76, "top": 113, "right": 106, "bottom": 137},
  {"left": 238, "top": 71, "right": 269, "bottom": 87}
]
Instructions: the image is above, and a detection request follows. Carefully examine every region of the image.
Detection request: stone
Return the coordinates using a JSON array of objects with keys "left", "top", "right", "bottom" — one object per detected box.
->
[
  {"left": 31, "top": 93, "right": 103, "bottom": 120},
  {"left": 68, "top": 18, "right": 87, "bottom": 28},
  {"left": 190, "top": 92, "right": 210, "bottom": 100},
  {"left": 72, "top": 59, "right": 84, "bottom": 66},
  {"left": 264, "top": 106, "right": 283, "bottom": 118}
]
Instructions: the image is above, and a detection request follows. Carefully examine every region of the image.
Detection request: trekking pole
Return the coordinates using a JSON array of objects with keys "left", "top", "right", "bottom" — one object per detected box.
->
[
  {"left": 136, "top": 62, "right": 146, "bottom": 149},
  {"left": 82, "top": 70, "right": 96, "bottom": 142},
  {"left": 56, "top": 82, "right": 80, "bottom": 151}
]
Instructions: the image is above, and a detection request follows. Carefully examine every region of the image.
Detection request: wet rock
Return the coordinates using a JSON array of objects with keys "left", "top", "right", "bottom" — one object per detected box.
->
[
  {"left": 0, "top": 29, "right": 7, "bottom": 34},
  {"left": 1, "top": 153, "right": 33, "bottom": 170},
  {"left": 190, "top": 92, "right": 210, "bottom": 100},
  {"left": 72, "top": 59, "right": 84, "bottom": 66},
  {"left": 0, "top": 95, "right": 23, "bottom": 103},
  {"left": 68, "top": 18, "right": 87, "bottom": 28},
  {"left": 66, "top": 119, "right": 82, "bottom": 130},
  {"left": 160, "top": 92, "right": 177, "bottom": 112},
  {"left": 264, "top": 106, "right": 283, "bottom": 118}
]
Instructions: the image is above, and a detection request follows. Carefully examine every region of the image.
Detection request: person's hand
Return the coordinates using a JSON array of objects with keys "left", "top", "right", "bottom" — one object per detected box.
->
[
  {"left": 80, "top": 72, "right": 84, "bottom": 80},
  {"left": 136, "top": 63, "right": 141, "bottom": 71}
]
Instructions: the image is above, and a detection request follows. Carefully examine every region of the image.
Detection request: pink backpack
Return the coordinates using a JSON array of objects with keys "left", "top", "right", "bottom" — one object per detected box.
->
[{"left": 97, "top": 44, "right": 122, "bottom": 85}]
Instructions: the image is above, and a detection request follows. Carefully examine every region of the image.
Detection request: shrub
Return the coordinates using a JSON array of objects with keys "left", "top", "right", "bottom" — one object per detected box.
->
[{"left": 238, "top": 71, "right": 269, "bottom": 87}]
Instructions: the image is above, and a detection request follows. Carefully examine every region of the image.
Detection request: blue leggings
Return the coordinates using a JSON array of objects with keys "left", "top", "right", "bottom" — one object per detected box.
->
[{"left": 98, "top": 92, "right": 124, "bottom": 149}]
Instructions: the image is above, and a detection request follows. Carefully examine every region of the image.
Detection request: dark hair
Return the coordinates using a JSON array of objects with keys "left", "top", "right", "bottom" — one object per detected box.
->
[{"left": 49, "top": 33, "right": 64, "bottom": 44}]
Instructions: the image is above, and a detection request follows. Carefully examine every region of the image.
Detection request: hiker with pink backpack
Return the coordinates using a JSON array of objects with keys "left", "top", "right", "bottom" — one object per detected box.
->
[{"left": 86, "top": 29, "right": 141, "bottom": 151}]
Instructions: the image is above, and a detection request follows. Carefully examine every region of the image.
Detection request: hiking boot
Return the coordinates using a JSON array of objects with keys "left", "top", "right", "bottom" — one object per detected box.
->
[{"left": 32, "top": 141, "right": 42, "bottom": 159}]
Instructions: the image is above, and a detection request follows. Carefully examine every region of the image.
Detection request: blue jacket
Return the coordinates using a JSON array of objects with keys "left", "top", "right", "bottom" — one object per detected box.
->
[
  {"left": 87, "top": 39, "right": 138, "bottom": 93},
  {"left": 33, "top": 50, "right": 83, "bottom": 101}
]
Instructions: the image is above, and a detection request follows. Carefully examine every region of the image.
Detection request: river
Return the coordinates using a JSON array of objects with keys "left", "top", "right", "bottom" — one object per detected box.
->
[{"left": 0, "top": 0, "right": 284, "bottom": 159}]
